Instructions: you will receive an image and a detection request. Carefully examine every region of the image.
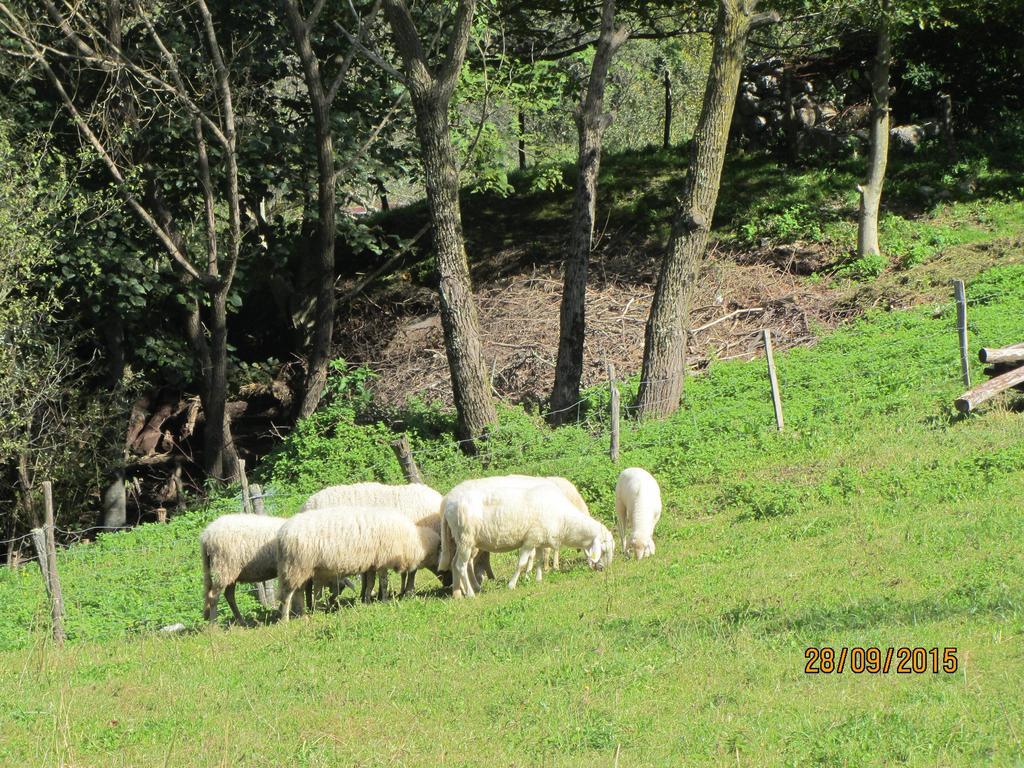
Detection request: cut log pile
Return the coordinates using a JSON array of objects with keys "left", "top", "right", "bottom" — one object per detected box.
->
[{"left": 954, "top": 341, "right": 1024, "bottom": 413}]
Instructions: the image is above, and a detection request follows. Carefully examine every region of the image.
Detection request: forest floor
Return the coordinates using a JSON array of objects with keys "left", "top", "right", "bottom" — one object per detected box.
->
[
  {"left": 336, "top": 140, "right": 1024, "bottom": 409},
  {"left": 1, "top": 138, "right": 1024, "bottom": 766}
]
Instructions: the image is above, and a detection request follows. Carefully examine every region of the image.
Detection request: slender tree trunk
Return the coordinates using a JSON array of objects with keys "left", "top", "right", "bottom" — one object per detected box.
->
[
  {"left": 99, "top": 312, "right": 125, "bottom": 388},
  {"left": 285, "top": 1, "right": 337, "bottom": 420},
  {"left": 517, "top": 109, "right": 527, "bottom": 170},
  {"left": 550, "top": 0, "right": 627, "bottom": 422},
  {"left": 204, "top": 290, "right": 229, "bottom": 479},
  {"left": 663, "top": 68, "right": 672, "bottom": 149},
  {"left": 637, "top": 0, "right": 776, "bottom": 419},
  {"left": 857, "top": 12, "right": 891, "bottom": 259},
  {"left": 413, "top": 98, "right": 497, "bottom": 443}
]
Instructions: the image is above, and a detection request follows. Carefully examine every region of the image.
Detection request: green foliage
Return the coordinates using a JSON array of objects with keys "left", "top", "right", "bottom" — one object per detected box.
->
[
  {"left": 738, "top": 203, "right": 826, "bottom": 245},
  {"left": 265, "top": 361, "right": 398, "bottom": 493},
  {"left": 837, "top": 251, "right": 889, "bottom": 280}
]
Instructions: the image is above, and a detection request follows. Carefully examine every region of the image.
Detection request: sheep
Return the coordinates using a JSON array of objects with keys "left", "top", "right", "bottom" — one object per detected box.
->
[
  {"left": 299, "top": 482, "right": 445, "bottom": 600},
  {"left": 615, "top": 467, "right": 662, "bottom": 559},
  {"left": 200, "top": 514, "right": 297, "bottom": 625},
  {"left": 440, "top": 480, "right": 614, "bottom": 598},
  {"left": 276, "top": 506, "right": 441, "bottom": 621},
  {"left": 300, "top": 481, "right": 442, "bottom": 523},
  {"left": 455, "top": 475, "right": 590, "bottom": 586}
]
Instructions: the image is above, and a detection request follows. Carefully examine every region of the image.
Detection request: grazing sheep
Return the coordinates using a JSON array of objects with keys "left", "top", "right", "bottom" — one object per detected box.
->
[
  {"left": 201, "top": 514, "right": 292, "bottom": 625},
  {"left": 456, "top": 475, "right": 590, "bottom": 585},
  {"left": 440, "top": 480, "right": 614, "bottom": 598},
  {"left": 277, "top": 507, "right": 441, "bottom": 621},
  {"left": 300, "top": 482, "right": 445, "bottom": 600},
  {"left": 300, "top": 482, "right": 442, "bottom": 522},
  {"left": 615, "top": 467, "right": 662, "bottom": 559}
]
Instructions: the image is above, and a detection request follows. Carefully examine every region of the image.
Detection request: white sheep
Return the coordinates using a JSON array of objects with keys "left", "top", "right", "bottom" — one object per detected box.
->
[
  {"left": 440, "top": 480, "right": 614, "bottom": 598},
  {"left": 300, "top": 482, "right": 444, "bottom": 601},
  {"left": 200, "top": 514, "right": 291, "bottom": 625},
  {"left": 455, "top": 475, "right": 590, "bottom": 585},
  {"left": 276, "top": 507, "right": 441, "bottom": 621},
  {"left": 615, "top": 467, "right": 662, "bottom": 559}
]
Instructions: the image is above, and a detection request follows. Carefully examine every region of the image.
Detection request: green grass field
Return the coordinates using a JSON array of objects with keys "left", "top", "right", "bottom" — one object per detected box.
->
[{"left": 1, "top": 261, "right": 1023, "bottom": 766}]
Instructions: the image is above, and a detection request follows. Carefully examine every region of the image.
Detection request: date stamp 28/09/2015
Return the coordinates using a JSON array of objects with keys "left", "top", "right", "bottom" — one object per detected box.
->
[{"left": 804, "top": 646, "right": 959, "bottom": 674}]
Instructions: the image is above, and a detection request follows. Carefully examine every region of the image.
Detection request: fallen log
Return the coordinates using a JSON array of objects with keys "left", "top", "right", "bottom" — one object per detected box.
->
[
  {"left": 979, "top": 341, "right": 1024, "bottom": 365},
  {"left": 955, "top": 364, "right": 1024, "bottom": 414}
]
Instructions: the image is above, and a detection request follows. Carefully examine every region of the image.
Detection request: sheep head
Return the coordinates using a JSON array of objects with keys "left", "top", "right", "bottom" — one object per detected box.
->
[{"left": 585, "top": 528, "right": 615, "bottom": 571}]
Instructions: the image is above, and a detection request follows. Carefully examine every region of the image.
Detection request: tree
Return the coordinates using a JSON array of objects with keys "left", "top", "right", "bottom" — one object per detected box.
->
[
  {"left": 549, "top": 0, "right": 628, "bottom": 423},
  {"left": 636, "top": 0, "right": 778, "bottom": 419},
  {"left": 282, "top": 0, "right": 387, "bottom": 419},
  {"left": 368, "top": 0, "right": 498, "bottom": 447},
  {"left": 0, "top": 0, "right": 246, "bottom": 479},
  {"left": 856, "top": 0, "right": 891, "bottom": 259},
  {"left": 0, "top": 119, "right": 122, "bottom": 558}
]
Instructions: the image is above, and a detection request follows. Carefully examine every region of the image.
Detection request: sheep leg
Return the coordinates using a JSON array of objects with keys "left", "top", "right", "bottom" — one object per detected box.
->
[
  {"left": 205, "top": 586, "right": 221, "bottom": 625},
  {"left": 508, "top": 548, "right": 534, "bottom": 590},
  {"left": 468, "top": 557, "right": 483, "bottom": 594},
  {"left": 401, "top": 570, "right": 416, "bottom": 597},
  {"left": 360, "top": 572, "right": 374, "bottom": 604},
  {"left": 377, "top": 569, "right": 390, "bottom": 601},
  {"left": 552, "top": 550, "right": 560, "bottom": 571},
  {"left": 279, "top": 587, "right": 297, "bottom": 622},
  {"left": 224, "top": 584, "right": 246, "bottom": 624},
  {"left": 534, "top": 555, "right": 543, "bottom": 583},
  {"left": 471, "top": 550, "right": 488, "bottom": 587},
  {"left": 452, "top": 548, "right": 474, "bottom": 598}
]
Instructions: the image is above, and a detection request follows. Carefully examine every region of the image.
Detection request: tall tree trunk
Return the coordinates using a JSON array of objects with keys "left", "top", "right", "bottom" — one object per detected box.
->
[
  {"left": 285, "top": 0, "right": 337, "bottom": 421},
  {"left": 413, "top": 98, "right": 497, "bottom": 443},
  {"left": 517, "top": 109, "right": 527, "bottom": 170},
  {"left": 549, "top": 0, "right": 627, "bottom": 423},
  {"left": 204, "top": 290, "right": 229, "bottom": 479},
  {"left": 384, "top": 0, "right": 495, "bottom": 448},
  {"left": 857, "top": 10, "right": 891, "bottom": 259},
  {"left": 663, "top": 68, "right": 672, "bottom": 149},
  {"left": 637, "top": 0, "right": 777, "bottom": 419}
]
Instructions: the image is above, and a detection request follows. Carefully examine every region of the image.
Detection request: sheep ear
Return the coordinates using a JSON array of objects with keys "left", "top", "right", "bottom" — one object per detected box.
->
[{"left": 584, "top": 540, "right": 601, "bottom": 563}]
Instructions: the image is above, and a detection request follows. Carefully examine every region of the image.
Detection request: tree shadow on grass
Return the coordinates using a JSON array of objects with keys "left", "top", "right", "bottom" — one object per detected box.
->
[{"left": 720, "top": 587, "right": 1019, "bottom": 637}]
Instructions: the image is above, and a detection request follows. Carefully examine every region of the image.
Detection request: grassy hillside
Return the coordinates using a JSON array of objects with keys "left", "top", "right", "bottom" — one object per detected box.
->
[{"left": 1, "top": 263, "right": 1023, "bottom": 766}]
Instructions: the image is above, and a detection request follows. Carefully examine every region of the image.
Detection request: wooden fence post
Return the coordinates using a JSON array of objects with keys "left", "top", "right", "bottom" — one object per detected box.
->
[
  {"left": 30, "top": 528, "right": 51, "bottom": 600},
  {"left": 763, "top": 329, "right": 784, "bottom": 432},
  {"left": 608, "top": 363, "right": 620, "bottom": 463},
  {"left": 236, "top": 459, "right": 253, "bottom": 514},
  {"left": 249, "top": 483, "right": 275, "bottom": 607},
  {"left": 391, "top": 437, "right": 423, "bottom": 484},
  {"left": 41, "top": 481, "right": 66, "bottom": 645},
  {"left": 953, "top": 279, "right": 970, "bottom": 387}
]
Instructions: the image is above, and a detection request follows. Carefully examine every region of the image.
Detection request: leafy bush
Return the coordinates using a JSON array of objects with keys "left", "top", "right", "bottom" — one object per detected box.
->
[
  {"left": 836, "top": 252, "right": 888, "bottom": 280},
  {"left": 739, "top": 203, "right": 825, "bottom": 246}
]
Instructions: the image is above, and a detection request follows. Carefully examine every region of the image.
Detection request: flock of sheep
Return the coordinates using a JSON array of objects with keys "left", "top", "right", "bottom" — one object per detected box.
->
[{"left": 200, "top": 468, "right": 663, "bottom": 625}]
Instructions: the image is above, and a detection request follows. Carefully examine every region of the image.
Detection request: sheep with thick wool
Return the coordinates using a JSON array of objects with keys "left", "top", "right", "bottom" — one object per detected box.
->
[
  {"left": 201, "top": 514, "right": 298, "bottom": 625},
  {"left": 300, "top": 482, "right": 442, "bottom": 522},
  {"left": 615, "top": 467, "right": 662, "bottom": 559},
  {"left": 300, "top": 482, "right": 444, "bottom": 600},
  {"left": 276, "top": 507, "right": 441, "bottom": 621},
  {"left": 440, "top": 478, "right": 614, "bottom": 598},
  {"left": 464, "top": 475, "right": 590, "bottom": 584}
]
